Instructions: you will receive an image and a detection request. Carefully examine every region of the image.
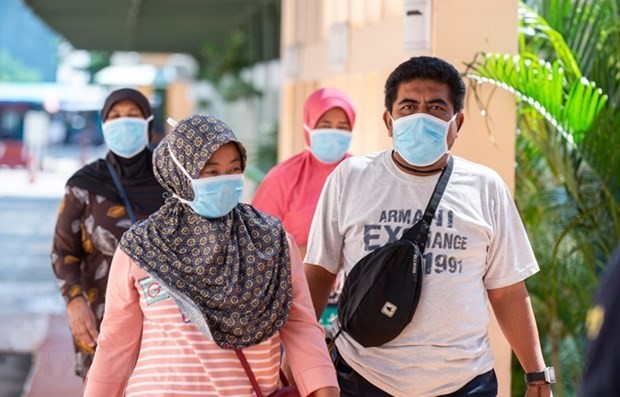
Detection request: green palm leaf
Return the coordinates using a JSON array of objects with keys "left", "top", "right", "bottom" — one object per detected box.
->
[
  {"left": 466, "top": 2, "right": 619, "bottom": 395},
  {"left": 465, "top": 53, "right": 608, "bottom": 141},
  {"left": 519, "top": 4, "right": 581, "bottom": 79}
]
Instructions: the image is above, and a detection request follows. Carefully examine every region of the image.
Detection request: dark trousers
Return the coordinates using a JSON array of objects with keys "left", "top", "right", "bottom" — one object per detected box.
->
[{"left": 334, "top": 349, "right": 498, "bottom": 397}]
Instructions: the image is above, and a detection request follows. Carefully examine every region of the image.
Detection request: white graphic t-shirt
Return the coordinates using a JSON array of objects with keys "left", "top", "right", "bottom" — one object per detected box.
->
[{"left": 305, "top": 150, "right": 539, "bottom": 397}]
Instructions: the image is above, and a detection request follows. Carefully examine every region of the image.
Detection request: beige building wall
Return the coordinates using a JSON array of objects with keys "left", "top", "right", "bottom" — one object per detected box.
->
[
  {"left": 280, "top": 1, "right": 519, "bottom": 396},
  {"left": 135, "top": 53, "right": 196, "bottom": 133},
  {"left": 165, "top": 81, "right": 196, "bottom": 130}
]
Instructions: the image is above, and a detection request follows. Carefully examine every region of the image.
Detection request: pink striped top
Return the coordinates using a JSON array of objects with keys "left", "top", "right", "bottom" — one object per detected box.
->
[{"left": 84, "top": 235, "right": 337, "bottom": 397}]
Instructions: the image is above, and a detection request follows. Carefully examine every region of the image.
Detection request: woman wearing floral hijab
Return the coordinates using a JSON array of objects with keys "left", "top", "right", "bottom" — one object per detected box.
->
[{"left": 84, "top": 114, "right": 338, "bottom": 397}]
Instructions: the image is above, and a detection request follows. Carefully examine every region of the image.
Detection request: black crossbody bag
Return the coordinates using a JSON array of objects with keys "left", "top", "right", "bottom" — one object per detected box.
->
[{"left": 331, "top": 157, "right": 454, "bottom": 348}]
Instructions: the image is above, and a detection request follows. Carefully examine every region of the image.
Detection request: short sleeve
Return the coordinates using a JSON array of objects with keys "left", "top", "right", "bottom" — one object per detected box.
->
[{"left": 483, "top": 180, "right": 539, "bottom": 289}]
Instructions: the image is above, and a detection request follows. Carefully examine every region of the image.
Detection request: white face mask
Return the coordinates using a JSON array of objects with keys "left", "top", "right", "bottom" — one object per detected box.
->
[
  {"left": 391, "top": 113, "right": 457, "bottom": 167},
  {"left": 102, "top": 115, "right": 153, "bottom": 158},
  {"left": 168, "top": 145, "right": 244, "bottom": 218},
  {"left": 304, "top": 125, "right": 352, "bottom": 164}
]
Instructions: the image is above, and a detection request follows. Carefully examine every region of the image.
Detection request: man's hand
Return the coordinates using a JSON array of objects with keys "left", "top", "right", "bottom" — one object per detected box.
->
[
  {"left": 525, "top": 383, "right": 553, "bottom": 397},
  {"left": 310, "top": 386, "right": 339, "bottom": 397},
  {"left": 67, "top": 296, "right": 99, "bottom": 351}
]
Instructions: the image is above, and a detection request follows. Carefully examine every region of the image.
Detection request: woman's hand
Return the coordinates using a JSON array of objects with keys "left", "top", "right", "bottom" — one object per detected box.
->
[{"left": 67, "top": 296, "right": 99, "bottom": 351}]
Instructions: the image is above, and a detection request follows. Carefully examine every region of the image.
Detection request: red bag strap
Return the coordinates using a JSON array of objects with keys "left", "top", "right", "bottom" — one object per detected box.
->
[
  {"left": 279, "top": 368, "right": 290, "bottom": 386},
  {"left": 235, "top": 349, "right": 265, "bottom": 397}
]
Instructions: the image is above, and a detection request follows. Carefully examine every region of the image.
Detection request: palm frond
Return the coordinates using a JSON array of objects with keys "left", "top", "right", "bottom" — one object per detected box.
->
[
  {"left": 465, "top": 53, "right": 608, "bottom": 142},
  {"left": 519, "top": 4, "right": 581, "bottom": 79},
  {"left": 490, "top": 3, "right": 620, "bottom": 395}
]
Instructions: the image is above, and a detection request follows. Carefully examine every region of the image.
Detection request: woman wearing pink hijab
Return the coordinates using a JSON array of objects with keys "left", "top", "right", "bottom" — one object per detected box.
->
[{"left": 252, "top": 88, "right": 356, "bottom": 258}]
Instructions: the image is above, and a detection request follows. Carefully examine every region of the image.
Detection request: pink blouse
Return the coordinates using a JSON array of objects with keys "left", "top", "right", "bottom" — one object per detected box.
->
[
  {"left": 252, "top": 87, "right": 356, "bottom": 248},
  {"left": 84, "top": 235, "right": 337, "bottom": 397}
]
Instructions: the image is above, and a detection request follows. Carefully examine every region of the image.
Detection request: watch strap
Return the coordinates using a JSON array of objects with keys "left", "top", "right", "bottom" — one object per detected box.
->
[{"left": 525, "top": 367, "right": 556, "bottom": 384}]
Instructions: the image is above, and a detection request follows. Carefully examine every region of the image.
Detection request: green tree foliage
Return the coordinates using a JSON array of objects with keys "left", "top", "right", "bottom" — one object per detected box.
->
[
  {"left": 464, "top": 1, "right": 619, "bottom": 395},
  {"left": 197, "top": 29, "right": 261, "bottom": 102},
  {"left": 244, "top": 123, "right": 279, "bottom": 183},
  {"left": 82, "top": 51, "right": 111, "bottom": 84}
]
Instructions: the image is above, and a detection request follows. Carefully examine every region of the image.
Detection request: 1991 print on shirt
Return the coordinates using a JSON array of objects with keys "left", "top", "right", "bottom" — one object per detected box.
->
[{"left": 364, "top": 208, "right": 467, "bottom": 274}]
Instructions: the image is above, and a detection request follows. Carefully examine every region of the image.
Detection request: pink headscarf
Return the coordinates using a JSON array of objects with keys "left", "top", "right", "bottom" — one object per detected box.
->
[
  {"left": 303, "top": 88, "right": 356, "bottom": 145},
  {"left": 252, "top": 88, "right": 356, "bottom": 247}
]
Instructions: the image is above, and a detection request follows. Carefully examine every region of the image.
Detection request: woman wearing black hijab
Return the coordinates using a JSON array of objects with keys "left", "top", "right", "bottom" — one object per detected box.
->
[{"left": 51, "top": 88, "right": 166, "bottom": 378}]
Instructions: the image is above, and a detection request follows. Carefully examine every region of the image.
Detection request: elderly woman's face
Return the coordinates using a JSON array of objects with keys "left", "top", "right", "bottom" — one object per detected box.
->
[
  {"left": 198, "top": 142, "right": 243, "bottom": 179},
  {"left": 106, "top": 99, "right": 144, "bottom": 121}
]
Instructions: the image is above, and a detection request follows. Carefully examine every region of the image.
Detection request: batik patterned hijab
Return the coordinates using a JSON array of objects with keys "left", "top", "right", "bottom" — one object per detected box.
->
[{"left": 120, "top": 114, "right": 292, "bottom": 349}]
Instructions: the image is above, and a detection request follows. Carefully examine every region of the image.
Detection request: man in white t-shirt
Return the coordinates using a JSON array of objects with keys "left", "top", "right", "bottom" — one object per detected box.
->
[{"left": 304, "top": 56, "right": 554, "bottom": 397}]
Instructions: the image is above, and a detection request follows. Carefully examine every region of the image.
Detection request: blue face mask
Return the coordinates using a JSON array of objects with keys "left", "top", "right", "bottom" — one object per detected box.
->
[
  {"left": 102, "top": 116, "right": 153, "bottom": 158},
  {"left": 185, "top": 174, "right": 244, "bottom": 218},
  {"left": 169, "top": 146, "right": 244, "bottom": 218},
  {"left": 307, "top": 128, "right": 352, "bottom": 164},
  {"left": 391, "top": 113, "right": 457, "bottom": 167}
]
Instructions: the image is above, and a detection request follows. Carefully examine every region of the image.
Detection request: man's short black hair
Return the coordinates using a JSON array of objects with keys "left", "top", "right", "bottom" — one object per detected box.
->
[{"left": 384, "top": 56, "right": 466, "bottom": 114}]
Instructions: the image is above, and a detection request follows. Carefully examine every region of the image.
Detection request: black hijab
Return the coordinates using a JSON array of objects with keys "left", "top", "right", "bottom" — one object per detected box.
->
[{"left": 66, "top": 88, "right": 165, "bottom": 215}]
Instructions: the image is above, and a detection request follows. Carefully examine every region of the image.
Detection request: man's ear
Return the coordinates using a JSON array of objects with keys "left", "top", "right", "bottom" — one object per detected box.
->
[
  {"left": 456, "top": 112, "right": 465, "bottom": 131},
  {"left": 383, "top": 110, "right": 393, "bottom": 138}
]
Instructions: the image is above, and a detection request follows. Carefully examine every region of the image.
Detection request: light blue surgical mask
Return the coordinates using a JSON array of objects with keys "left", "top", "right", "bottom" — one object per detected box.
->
[
  {"left": 306, "top": 127, "right": 352, "bottom": 164},
  {"left": 391, "top": 113, "right": 457, "bottom": 167},
  {"left": 168, "top": 146, "right": 244, "bottom": 218},
  {"left": 102, "top": 115, "right": 153, "bottom": 158}
]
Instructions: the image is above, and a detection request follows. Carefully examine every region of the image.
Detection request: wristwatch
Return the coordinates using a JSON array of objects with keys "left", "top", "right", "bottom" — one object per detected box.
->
[{"left": 525, "top": 367, "right": 556, "bottom": 384}]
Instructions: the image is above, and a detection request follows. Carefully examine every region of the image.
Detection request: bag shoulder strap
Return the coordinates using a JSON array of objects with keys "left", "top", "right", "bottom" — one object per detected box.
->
[
  {"left": 235, "top": 349, "right": 265, "bottom": 397},
  {"left": 105, "top": 160, "right": 138, "bottom": 224},
  {"left": 235, "top": 349, "right": 291, "bottom": 397},
  {"left": 402, "top": 156, "right": 454, "bottom": 251}
]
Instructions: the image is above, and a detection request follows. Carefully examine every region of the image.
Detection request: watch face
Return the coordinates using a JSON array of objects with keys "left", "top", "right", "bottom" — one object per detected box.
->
[{"left": 545, "top": 367, "right": 556, "bottom": 383}]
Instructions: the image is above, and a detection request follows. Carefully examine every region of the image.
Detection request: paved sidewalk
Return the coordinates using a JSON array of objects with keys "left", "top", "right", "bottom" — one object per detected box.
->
[
  {"left": 21, "top": 314, "right": 83, "bottom": 397},
  {"left": 0, "top": 148, "right": 91, "bottom": 396},
  {"left": 0, "top": 353, "right": 32, "bottom": 397}
]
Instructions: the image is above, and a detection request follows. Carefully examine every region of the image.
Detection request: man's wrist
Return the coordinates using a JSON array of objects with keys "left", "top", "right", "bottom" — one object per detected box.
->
[{"left": 525, "top": 366, "right": 556, "bottom": 384}]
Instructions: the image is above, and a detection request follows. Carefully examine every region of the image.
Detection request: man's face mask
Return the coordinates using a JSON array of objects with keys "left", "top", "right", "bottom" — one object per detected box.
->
[
  {"left": 305, "top": 126, "right": 352, "bottom": 164},
  {"left": 102, "top": 115, "right": 153, "bottom": 158},
  {"left": 391, "top": 112, "right": 457, "bottom": 167},
  {"left": 168, "top": 145, "right": 244, "bottom": 219}
]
